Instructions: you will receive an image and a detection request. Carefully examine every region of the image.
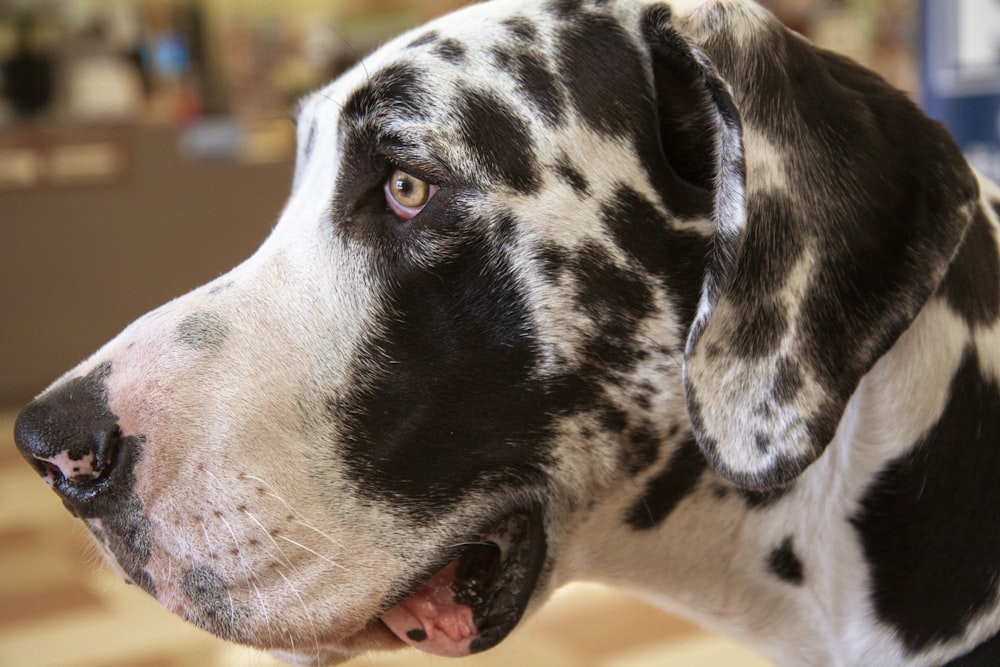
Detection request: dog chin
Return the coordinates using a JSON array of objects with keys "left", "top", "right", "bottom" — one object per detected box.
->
[{"left": 267, "top": 622, "right": 400, "bottom": 666}]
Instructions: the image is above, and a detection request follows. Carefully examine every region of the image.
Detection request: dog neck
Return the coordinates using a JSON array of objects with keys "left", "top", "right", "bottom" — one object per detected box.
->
[{"left": 555, "top": 293, "right": 1000, "bottom": 666}]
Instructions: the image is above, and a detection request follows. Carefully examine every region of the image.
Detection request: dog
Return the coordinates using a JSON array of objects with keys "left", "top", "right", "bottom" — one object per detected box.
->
[{"left": 13, "top": 0, "right": 1000, "bottom": 665}]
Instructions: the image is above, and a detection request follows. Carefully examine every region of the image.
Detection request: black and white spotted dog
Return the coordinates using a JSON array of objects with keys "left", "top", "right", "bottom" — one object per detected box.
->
[{"left": 14, "top": 0, "right": 1000, "bottom": 665}]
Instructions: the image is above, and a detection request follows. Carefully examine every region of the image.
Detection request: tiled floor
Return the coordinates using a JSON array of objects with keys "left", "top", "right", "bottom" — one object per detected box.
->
[{"left": 0, "top": 409, "right": 771, "bottom": 667}]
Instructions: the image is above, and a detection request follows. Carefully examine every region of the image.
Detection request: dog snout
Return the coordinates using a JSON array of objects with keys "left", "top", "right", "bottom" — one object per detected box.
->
[{"left": 14, "top": 372, "right": 126, "bottom": 516}]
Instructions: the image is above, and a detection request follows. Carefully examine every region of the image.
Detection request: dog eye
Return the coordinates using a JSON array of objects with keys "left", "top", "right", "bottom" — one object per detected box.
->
[{"left": 384, "top": 168, "right": 439, "bottom": 221}]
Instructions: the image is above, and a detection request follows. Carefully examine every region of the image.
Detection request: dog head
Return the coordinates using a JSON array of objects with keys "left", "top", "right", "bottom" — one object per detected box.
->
[{"left": 14, "top": 0, "right": 978, "bottom": 664}]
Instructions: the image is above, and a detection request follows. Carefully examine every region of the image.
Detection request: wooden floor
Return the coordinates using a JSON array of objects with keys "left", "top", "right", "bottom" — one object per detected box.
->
[{"left": 0, "top": 409, "right": 771, "bottom": 667}]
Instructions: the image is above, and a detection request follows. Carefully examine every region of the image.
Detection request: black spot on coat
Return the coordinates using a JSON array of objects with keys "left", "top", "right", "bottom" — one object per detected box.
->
[
  {"left": 569, "top": 242, "right": 655, "bottom": 371},
  {"left": 772, "top": 357, "right": 803, "bottom": 405},
  {"left": 182, "top": 566, "right": 251, "bottom": 638},
  {"left": 555, "top": 155, "right": 590, "bottom": 195},
  {"left": 601, "top": 186, "right": 709, "bottom": 329},
  {"left": 940, "top": 209, "right": 1000, "bottom": 326},
  {"left": 177, "top": 312, "right": 229, "bottom": 352},
  {"left": 851, "top": 349, "right": 1000, "bottom": 653},
  {"left": 767, "top": 536, "right": 805, "bottom": 585},
  {"left": 627, "top": 435, "right": 706, "bottom": 529},
  {"left": 623, "top": 420, "right": 662, "bottom": 474},
  {"left": 492, "top": 47, "right": 565, "bottom": 127},
  {"left": 547, "top": 0, "right": 584, "bottom": 15},
  {"left": 407, "top": 31, "right": 439, "bottom": 49},
  {"left": 556, "top": 13, "right": 648, "bottom": 139},
  {"left": 455, "top": 88, "right": 540, "bottom": 194},
  {"left": 740, "top": 485, "right": 792, "bottom": 509},
  {"left": 434, "top": 39, "right": 466, "bottom": 63},
  {"left": 335, "top": 221, "right": 551, "bottom": 516},
  {"left": 341, "top": 63, "right": 432, "bottom": 125},
  {"left": 302, "top": 123, "right": 317, "bottom": 161},
  {"left": 502, "top": 17, "right": 538, "bottom": 42}
]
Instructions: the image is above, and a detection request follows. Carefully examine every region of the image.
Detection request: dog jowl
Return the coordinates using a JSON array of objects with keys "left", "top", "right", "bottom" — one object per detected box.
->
[{"left": 15, "top": 1, "right": 1000, "bottom": 666}]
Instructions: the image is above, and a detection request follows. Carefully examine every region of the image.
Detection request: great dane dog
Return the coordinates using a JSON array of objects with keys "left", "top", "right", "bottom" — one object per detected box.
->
[{"left": 14, "top": 0, "right": 1000, "bottom": 665}]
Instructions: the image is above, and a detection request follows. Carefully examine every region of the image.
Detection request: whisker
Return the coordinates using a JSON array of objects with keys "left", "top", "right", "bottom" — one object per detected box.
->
[
  {"left": 277, "top": 568, "right": 322, "bottom": 663},
  {"left": 226, "top": 588, "right": 237, "bottom": 638},
  {"left": 218, "top": 514, "right": 256, "bottom": 575},
  {"left": 278, "top": 535, "right": 347, "bottom": 571},
  {"left": 242, "top": 509, "right": 295, "bottom": 570},
  {"left": 445, "top": 540, "right": 496, "bottom": 550},
  {"left": 198, "top": 518, "right": 214, "bottom": 550},
  {"left": 249, "top": 580, "right": 275, "bottom": 649},
  {"left": 292, "top": 518, "right": 344, "bottom": 549}
]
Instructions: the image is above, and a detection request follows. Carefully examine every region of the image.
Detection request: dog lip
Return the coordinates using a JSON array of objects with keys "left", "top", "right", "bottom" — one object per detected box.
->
[{"left": 379, "top": 505, "right": 547, "bottom": 656}]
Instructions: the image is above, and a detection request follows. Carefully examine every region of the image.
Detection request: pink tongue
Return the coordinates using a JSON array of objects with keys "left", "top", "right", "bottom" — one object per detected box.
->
[{"left": 380, "top": 559, "right": 477, "bottom": 657}]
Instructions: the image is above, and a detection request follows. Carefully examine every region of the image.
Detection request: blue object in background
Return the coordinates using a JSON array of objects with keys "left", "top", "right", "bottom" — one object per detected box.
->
[
  {"left": 141, "top": 31, "right": 190, "bottom": 81},
  {"left": 921, "top": 0, "right": 1000, "bottom": 182}
]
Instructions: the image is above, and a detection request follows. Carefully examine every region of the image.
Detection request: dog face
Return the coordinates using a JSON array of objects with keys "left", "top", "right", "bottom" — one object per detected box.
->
[{"left": 14, "top": 0, "right": 980, "bottom": 665}]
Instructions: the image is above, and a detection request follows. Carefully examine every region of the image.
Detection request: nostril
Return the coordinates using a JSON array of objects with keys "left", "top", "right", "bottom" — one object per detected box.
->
[
  {"left": 14, "top": 365, "right": 124, "bottom": 503},
  {"left": 20, "top": 420, "right": 121, "bottom": 489},
  {"left": 37, "top": 459, "right": 65, "bottom": 485}
]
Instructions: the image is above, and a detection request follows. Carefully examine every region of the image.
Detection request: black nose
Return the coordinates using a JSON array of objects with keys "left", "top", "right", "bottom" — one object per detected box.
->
[{"left": 14, "top": 365, "right": 125, "bottom": 517}]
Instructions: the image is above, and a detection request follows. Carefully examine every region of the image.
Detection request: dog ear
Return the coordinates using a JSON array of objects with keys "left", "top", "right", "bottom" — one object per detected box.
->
[{"left": 643, "top": 5, "right": 979, "bottom": 490}]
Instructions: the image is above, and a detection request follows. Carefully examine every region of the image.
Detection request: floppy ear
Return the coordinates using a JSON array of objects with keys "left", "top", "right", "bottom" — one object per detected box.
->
[{"left": 643, "top": 5, "right": 980, "bottom": 490}]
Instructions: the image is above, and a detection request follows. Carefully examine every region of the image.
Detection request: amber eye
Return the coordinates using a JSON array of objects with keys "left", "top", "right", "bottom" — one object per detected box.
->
[{"left": 384, "top": 168, "right": 439, "bottom": 221}]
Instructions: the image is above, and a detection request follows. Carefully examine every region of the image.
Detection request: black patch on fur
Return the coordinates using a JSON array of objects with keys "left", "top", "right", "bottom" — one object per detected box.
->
[
  {"left": 767, "top": 536, "right": 805, "bottom": 585},
  {"left": 945, "top": 631, "right": 1000, "bottom": 666},
  {"left": 723, "top": 192, "right": 805, "bottom": 360},
  {"left": 208, "top": 281, "right": 234, "bottom": 296},
  {"left": 341, "top": 63, "right": 432, "bottom": 125},
  {"left": 455, "top": 88, "right": 540, "bottom": 194},
  {"left": 434, "top": 39, "right": 466, "bottom": 63},
  {"left": 940, "top": 209, "right": 1000, "bottom": 326},
  {"left": 547, "top": 0, "right": 584, "bottom": 15},
  {"left": 624, "top": 420, "right": 662, "bottom": 474},
  {"left": 336, "top": 217, "right": 551, "bottom": 516},
  {"left": 627, "top": 434, "right": 706, "bottom": 529},
  {"left": 182, "top": 566, "right": 251, "bottom": 638},
  {"left": 535, "top": 242, "right": 569, "bottom": 281},
  {"left": 570, "top": 242, "right": 655, "bottom": 371},
  {"left": 177, "top": 312, "right": 229, "bottom": 352},
  {"left": 13, "top": 362, "right": 155, "bottom": 596},
  {"left": 407, "top": 31, "right": 439, "bottom": 49},
  {"left": 773, "top": 357, "right": 803, "bottom": 405},
  {"left": 555, "top": 155, "right": 590, "bottom": 195},
  {"left": 740, "top": 485, "right": 792, "bottom": 509},
  {"left": 503, "top": 17, "right": 538, "bottom": 42},
  {"left": 602, "top": 186, "right": 709, "bottom": 329},
  {"left": 732, "top": 301, "right": 787, "bottom": 359},
  {"left": 303, "top": 123, "right": 317, "bottom": 161},
  {"left": 851, "top": 349, "right": 1000, "bottom": 653},
  {"left": 599, "top": 405, "right": 627, "bottom": 433},
  {"left": 492, "top": 46, "right": 565, "bottom": 127},
  {"left": 556, "top": 13, "right": 647, "bottom": 139}
]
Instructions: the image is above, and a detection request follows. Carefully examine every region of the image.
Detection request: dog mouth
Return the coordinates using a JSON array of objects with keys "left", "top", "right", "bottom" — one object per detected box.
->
[{"left": 379, "top": 505, "right": 547, "bottom": 657}]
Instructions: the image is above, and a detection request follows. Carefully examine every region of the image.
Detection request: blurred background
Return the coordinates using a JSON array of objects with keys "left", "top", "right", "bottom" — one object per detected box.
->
[{"left": 1, "top": 1, "right": 998, "bottom": 666}]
